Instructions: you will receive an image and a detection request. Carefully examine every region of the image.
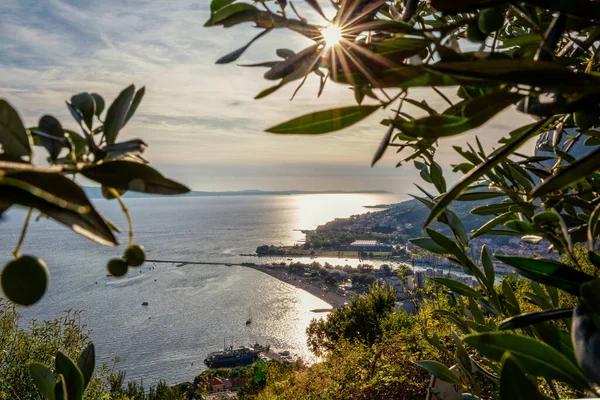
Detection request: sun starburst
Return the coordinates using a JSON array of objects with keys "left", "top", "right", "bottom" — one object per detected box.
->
[{"left": 320, "top": 24, "right": 343, "bottom": 49}]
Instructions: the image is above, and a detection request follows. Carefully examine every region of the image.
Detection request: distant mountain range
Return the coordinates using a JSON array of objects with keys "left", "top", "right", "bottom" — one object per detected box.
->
[{"left": 82, "top": 187, "right": 391, "bottom": 199}]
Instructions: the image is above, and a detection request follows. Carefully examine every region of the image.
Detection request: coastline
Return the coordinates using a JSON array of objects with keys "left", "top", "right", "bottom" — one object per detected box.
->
[{"left": 242, "top": 264, "right": 348, "bottom": 309}]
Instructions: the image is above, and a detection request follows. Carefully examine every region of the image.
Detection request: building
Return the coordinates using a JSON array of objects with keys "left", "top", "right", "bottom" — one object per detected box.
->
[
  {"left": 413, "top": 271, "right": 426, "bottom": 289},
  {"left": 349, "top": 240, "right": 392, "bottom": 252},
  {"left": 208, "top": 377, "right": 229, "bottom": 393}
]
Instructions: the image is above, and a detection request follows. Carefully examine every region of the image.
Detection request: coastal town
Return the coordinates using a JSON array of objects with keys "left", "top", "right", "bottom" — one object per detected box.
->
[{"left": 166, "top": 197, "right": 554, "bottom": 398}]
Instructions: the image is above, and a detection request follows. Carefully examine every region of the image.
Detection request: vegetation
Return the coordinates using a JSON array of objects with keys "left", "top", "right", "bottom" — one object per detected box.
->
[
  {"left": 0, "top": 299, "right": 186, "bottom": 399},
  {"left": 209, "top": 0, "right": 600, "bottom": 397}
]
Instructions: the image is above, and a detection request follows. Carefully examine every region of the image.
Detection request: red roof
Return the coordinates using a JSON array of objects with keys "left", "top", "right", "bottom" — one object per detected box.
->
[{"left": 208, "top": 377, "right": 224, "bottom": 385}]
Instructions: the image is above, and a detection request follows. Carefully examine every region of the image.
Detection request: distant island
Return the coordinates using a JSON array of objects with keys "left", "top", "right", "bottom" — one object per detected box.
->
[{"left": 83, "top": 187, "right": 391, "bottom": 198}]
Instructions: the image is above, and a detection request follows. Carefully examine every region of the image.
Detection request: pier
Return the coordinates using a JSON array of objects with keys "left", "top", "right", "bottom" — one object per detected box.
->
[{"left": 146, "top": 259, "right": 243, "bottom": 267}]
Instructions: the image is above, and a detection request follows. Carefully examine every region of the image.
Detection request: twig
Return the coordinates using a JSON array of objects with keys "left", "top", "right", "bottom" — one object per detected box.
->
[
  {"left": 111, "top": 189, "right": 133, "bottom": 247},
  {"left": 13, "top": 208, "right": 32, "bottom": 259}
]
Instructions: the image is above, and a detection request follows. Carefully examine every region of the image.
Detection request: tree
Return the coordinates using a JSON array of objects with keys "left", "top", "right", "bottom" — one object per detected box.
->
[
  {"left": 306, "top": 283, "right": 396, "bottom": 355},
  {"left": 208, "top": 0, "right": 600, "bottom": 397}
]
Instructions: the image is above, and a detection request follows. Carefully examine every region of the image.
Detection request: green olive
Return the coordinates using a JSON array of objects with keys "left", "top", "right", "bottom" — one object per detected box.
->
[
  {"left": 107, "top": 258, "right": 128, "bottom": 277},
  {"left": 574, "top": 109, "right": 599, "bottom": 131},
  {"left": 478, "top": 8, "right": 504, "bottom": 34},
  {"left": 124, "top": 245, "right": 146, "bottom": 267},
  {"left": 466, "top": 22, "right": 487, "bottom": 43},
  {"left": 1, "top": 256, "right": 49, "bottom": 306}
]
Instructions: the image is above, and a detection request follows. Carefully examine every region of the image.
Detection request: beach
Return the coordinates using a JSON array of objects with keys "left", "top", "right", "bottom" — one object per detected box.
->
[{"left": 243, "top": 264, "right": 349, "bottom": 309}]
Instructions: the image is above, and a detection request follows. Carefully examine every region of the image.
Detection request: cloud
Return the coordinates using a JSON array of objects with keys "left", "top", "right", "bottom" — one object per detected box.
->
[{"left": 0, "top": 0, "right": 530, "bottom": 192}]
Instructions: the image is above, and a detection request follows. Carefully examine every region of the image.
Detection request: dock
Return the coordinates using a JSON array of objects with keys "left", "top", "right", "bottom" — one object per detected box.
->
[{"left": 146, "top": 259, "right": 243, "bottom": 267}]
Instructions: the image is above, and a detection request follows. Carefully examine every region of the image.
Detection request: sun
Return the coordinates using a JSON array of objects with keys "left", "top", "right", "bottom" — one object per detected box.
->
[{"left": 320, "top": 24, "right": 343, "bottom": 48}]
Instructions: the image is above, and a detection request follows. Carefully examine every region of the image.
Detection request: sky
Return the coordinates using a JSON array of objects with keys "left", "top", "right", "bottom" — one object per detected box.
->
[{"left": 0, "top": 0, "right": 534, "bottom": 194}]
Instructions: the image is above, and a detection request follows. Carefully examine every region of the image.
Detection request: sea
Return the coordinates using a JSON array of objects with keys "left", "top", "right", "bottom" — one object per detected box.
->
[{"left": 0, "top": 193, "right": 405, "bottom": 386}]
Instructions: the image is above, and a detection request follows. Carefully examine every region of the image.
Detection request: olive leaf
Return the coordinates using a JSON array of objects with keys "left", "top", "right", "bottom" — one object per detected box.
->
[
  {"left": 0, "top": 99, "right": 31, "bottom": 162},
  {"left": 81, "top": 160, "right": 190, "bottom": 195}
]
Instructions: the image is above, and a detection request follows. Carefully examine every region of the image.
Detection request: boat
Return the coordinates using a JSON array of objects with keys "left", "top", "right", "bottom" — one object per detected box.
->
[
  {"left": 252, "top": 342, "right": 270, "bottom": 352},
  {"left": 245, "top": 307, "right": 252, "bottom": 325},
  {"left": 141, "top": 302, "right": 149, "bottom": 306},
  {"left": 204, "top": 343, "right": 259, "bottom": 368}
]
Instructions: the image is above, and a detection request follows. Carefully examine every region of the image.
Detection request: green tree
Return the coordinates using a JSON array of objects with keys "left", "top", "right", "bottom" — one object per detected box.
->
[
  {"left": 306, "top": 283, "right": 396, "bottom": 355},
  {"left": 208, "top": 0, "right": 600, "bottom": 397}
]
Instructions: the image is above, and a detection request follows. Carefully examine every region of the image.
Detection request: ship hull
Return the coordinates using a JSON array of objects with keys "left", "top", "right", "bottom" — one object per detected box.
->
[{"left": 204, "top": 355, "right": 257, "bottom": 368}]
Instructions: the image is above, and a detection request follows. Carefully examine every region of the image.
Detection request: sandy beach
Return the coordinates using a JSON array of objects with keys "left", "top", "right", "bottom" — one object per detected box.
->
[{"left": 243, "top": 264, "right": 349, "bottom": 309}]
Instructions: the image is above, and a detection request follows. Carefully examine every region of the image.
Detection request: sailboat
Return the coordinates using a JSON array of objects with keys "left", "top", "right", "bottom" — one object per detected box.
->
[{"left": 245, "top": 307, "right": 252, "bottom": 325}]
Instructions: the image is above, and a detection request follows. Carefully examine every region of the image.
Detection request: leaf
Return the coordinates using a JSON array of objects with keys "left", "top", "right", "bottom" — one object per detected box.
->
[
  {"left": 123, "top": 86, "right": 145, "bottom": 127},
  {"left": 211, "top": 0, "right": 235, "bottom": 13},
  {"left": 77, "top": 343, "right": 95, "bottom": 389},
  {"left": 0, "top": 99, "right": 31, "bottom": 162},
  {"left": 264, "top": 44, "right": 320, "bottom": 81},
  {"left": 471, "top": 212, "right": 515, "bottom": 239},
  {"left": 495, "top": 255, "right": 594, "bottom": 296},
  {"left": 36, "top": 115, "right": 65, "bottom": 161},
  {"left": 533, "top": 323, "right": 577, "bottom": 366},
  {"left": 255, "top": 83, "right": 285, "bottom": 99},
  {"left": 581, "top": 279, "right": 600, "bottom": 315},
  {"left": 266, "top": 106, "right": 380, "bottom": 134},
  {"left": 205, "top": 3, "right": 259, "bottom": 26},
  {"left": 455, "top": 191, "right": 504, "bottom": 201},
  {"left": 469, "top": 297, "right": 485, "bottom": 325},
  {"left": 371, "top": 123, "right": 394, "bottom": 167},
  {"left": 424, "top": 60, "right": 600, "bottom": 93},
  {"left": 103, "top": 85, "right": 135, "bottom": 145},
  {"left": 408, "top": 237, "right": 447, "bottom": 254},
  {"left": 425, "top": 119, "right": 552, "bottom": 227},
  {"left": 499, "top": 308, "right": 574, "bottom": 330},
  {"left": 481, "top": 245, "right": 495, "bottom": 285},
  {"left": 55, "top": 351, "right": 84, "bottom": 400},
  {"left": 588, "top": 203, "right": 600, "bottom": 251},
  {"left": 54, "top": 375, "right": 67, "bottom": 400},
  {"left": 463, "top": 332, "right": 588, "bottom": 388},
  {"left": 413, "top": 361, "right": 462, "bottom": 385},
  {"left": 431, "top": 277, "right": 482, "bottom": 297},
  {"left": 434, "top": 309, "right": 471, "bottom": 333},
  {"left": 81, "top": 160, "right": 190, "bottom": 195},
  {"left": 216, "top": 29, "right": 271, "bottom": 64},
  {"left": 446, "top": 209, "right": 468, "bottom": 246},
  {"left": 391, "top": 92, "right": 521, "bottom": 138},
  {"left": 430, "top": 161, "right": 446, "bottom": 193},
  {"left": 71, "top": 93, "right": 95, "bottom": 130},
  {"left": 571, "top": 305, "right": 600, "bottom": 387},
  {"left": 276, "top": 49, "right": 295, "bottom": 59},
  {"left": 305, "top": 0, "right": 328, "bottom": 20},
  {"left": 100, "top": 139, "right": 147, "bottom": 158},
  {"left": 499, "top": 352, "right": 548, "bottom": 400},
  {"left": 502, "top": 280, "right": 521, "bottom": 315},
  {"left": 0, "top": 173, "right": 118, "bottom": 246},
  {"left": 29, "top": 363, "right": 56, "bottom": 400},
  {"left": 90, "top": 93, "right": 105, "bottom": 117},
  {"left": 531, "top": 146, "right": 600, "bottom": 197},
  {"left": 426, "top": 229, "right": 471, "bottom": 267},
  {"left": 452, "top": 330, "right": 472, "bottom": 373}
]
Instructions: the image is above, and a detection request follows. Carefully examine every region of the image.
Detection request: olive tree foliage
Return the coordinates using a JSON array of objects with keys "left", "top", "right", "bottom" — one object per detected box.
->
[
  {"left": 0, "top": 86, "right": 189, "bottom": 398},
  {"left": 0, "top": 85, "right": 189, "bottom": 303},
  {"left": 208, "top": 0, "right": 600, "bottom": 397}
]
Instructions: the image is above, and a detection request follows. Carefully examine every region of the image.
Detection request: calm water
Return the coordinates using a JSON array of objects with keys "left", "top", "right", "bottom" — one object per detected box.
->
[{"left": 0, "top": 193, "right": 403, "bottom": 385}]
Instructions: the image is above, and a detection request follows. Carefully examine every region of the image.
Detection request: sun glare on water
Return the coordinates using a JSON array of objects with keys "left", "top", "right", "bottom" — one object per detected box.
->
[{"left": 321, "top": 24, "right": 343, "bottom": 48}]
